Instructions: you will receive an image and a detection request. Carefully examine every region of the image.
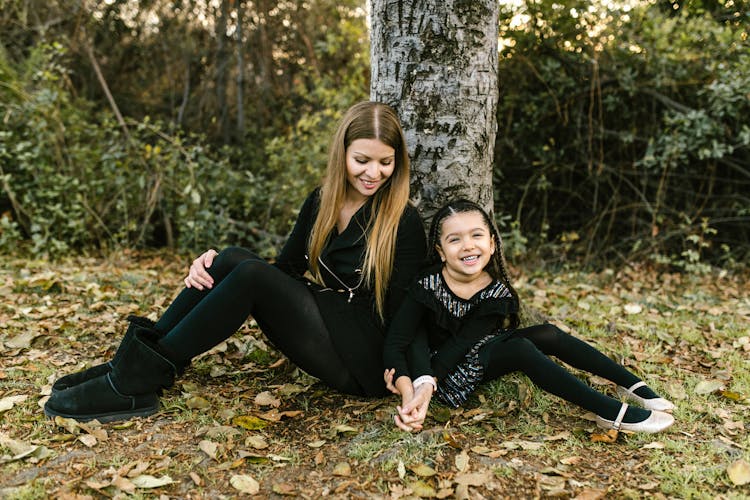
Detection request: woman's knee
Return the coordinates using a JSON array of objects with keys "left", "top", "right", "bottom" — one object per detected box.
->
[{"left": 212, "top": 247, "right": 261, "bottom": 276}]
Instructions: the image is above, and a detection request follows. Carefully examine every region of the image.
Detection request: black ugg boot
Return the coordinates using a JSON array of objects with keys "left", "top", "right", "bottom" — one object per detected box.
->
[
  {"left": 44, "top": 325, "right": 180, "bottom": 423},
  {"left": 51, "top": 316, "right": 158, "bottom": 393}
]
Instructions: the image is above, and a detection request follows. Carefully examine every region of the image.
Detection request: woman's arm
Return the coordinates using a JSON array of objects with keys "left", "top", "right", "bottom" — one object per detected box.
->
[{"left": 274, "top": 190, "right": 319, "bottom": 276}]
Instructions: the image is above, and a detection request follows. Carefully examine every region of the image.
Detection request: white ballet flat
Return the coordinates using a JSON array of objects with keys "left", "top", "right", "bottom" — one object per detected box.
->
[
  {"left": 616, "top": 381, "right": 675, "bottom": 412},
  {"left": 596, "top": 403, "right": 674, "bottom": 433}
]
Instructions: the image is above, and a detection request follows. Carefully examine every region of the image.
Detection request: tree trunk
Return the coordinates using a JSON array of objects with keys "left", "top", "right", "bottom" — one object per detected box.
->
[
  {"left": 369, "top": 0, "right": 499, "bottom": 220},
  {"left": 215, "top": 0, "right": 230, "bottom": 143},
  {"left": 235, "top": 0, "right": 245, "bottom": 140}
]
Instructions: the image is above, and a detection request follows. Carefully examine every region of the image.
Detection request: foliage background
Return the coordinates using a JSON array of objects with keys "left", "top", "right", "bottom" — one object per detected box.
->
[{"left": 0, "top": 0, "right": 748, "bottom": 268}]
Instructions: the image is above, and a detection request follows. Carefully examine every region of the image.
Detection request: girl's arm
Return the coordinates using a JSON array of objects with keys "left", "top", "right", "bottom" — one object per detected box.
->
[
  {"left": 385, "top": 207, "right": 427, "bottom": 321},
  {"left": 383, "top": 293, "right": 428, "bottom": 381}
]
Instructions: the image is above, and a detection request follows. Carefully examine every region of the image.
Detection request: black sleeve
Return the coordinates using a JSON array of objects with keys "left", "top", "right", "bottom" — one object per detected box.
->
[
  {"left": 383, "top": 292, "right": 429, "bottom": 380},
  {"left": 406, "top": 324, "right": 433, "bottom": 379},
  {"left": 385, "top": 207, "right": 427, "bottom": 324},
  {"left": 274, "top": 190, "right": 319, "bottom": 277}
]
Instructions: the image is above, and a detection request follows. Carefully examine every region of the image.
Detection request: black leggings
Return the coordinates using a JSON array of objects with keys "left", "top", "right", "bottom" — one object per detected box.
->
[
  {"left": 479, "top": 324, "right": 651, "bottom": 422},
  {"left": 154, "top": 247, "right": 362, "bottom": 394}
]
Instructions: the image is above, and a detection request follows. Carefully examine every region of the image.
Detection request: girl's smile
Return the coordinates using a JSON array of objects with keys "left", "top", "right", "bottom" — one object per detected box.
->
[{"left": 437, "top": 211, "right": 496, "bottom": 286}]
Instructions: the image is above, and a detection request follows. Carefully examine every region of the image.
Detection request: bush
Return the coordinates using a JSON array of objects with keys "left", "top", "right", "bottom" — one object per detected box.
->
[{"left": 494, "top": 1, "right": 750, "bottom": 268}]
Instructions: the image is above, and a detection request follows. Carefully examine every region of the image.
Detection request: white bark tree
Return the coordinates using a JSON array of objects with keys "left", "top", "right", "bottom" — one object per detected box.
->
[{"left": 369, "top": 0, "right": 499, "bottom": 219}]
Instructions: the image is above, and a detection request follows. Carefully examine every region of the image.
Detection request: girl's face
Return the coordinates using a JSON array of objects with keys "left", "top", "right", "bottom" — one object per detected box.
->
[
  {"left": 345, "top": 138, "right": 395, "bottom": 202},
  {"left": 436, "top": 211, "right": 495, "bottom": 282}
]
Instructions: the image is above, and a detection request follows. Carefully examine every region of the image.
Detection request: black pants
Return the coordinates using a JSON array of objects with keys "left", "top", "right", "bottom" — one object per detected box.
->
[
  {"left": 154, "top": 247, "right": 362, "bottom": 394},
  {"left": 479, "top": 324, "right": 650, "bottom": 422}
]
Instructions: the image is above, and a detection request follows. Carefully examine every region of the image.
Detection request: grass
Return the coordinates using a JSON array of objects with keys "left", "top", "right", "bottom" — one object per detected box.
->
[{"left": 1, "top": 252, "right": 748, "bottom": 497}]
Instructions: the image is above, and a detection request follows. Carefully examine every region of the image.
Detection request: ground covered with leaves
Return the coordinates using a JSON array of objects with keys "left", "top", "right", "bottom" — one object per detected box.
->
[{"left": 0, "top": 252, "right": 748, "bottom": 499}]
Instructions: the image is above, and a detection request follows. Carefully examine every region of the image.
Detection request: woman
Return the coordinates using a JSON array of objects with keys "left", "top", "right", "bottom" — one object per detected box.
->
[{"left": 45, "top": 101, "right": 427, "bottom": 423}]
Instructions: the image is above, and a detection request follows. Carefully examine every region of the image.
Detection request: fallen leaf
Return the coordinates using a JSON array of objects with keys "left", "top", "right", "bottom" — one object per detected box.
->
[
  {"left": 623, "top": 303, "right": 642, "bottom": 314},
  {"left": 443, "top": 431, "right": 462, "bottom": 449},
  {"left": 727, "top": 459, "right": 750, "bottom": 485},
  {"left": 185, "top": 396, "right": 211, "bottom": 409},
  {"left": 254, "top": 391, "right": 281, "bottom": 407},
  {"left": 230, "top": 474, "right": 260, "bottom": 494},
  {"left": 0, "top": 395, "right": 27, "bottom": 412},
  {"left": 189, "top": 472, "right": 201, "bottom": 486},
  {"left": 455, "top": 450, "right": 470, "bottom": 472},
  {"left": 130, "top": 474, "right": 173, "bottom": 488},
  {"left": 245, "top": 435, "right": 268, "bottom": 449},
  {"left": 718, "top": 390, "right": 744, "bottom": 402},
  {"left": 272, "top": 482, "right": 296, "bottom": 495},
  {"left": 436, "top": 487, "right": 454, "bottom": 499},
  {"left": 232, "top": 415, "right": 269, "bottom": 430},
  {"left": 333, "top": 461, "right": 351, "bottom": 476},
  {"left": 471, "top": 445, "right": 507, "bottom": 458},
  {"left": 278, "top": 384, "right": 306, "bottom": 397},
  {"left": 258, "top": 409, "right": 303, "bottom": 421},
  {"left": 0, "top": 433, "right": 34, "bottom": 456},
  {"left": 111, "top": 475, "right": 136, "bottom": 494},
  {"left": 590, "top": 429, "right": 618, "bottom": 443},
  {"left": 560, "top": 456, "right": 582, "bottom": 465},
  {"left": 411, "top": 463, "right": 437, "bottom": 477},
  {"left": 199, "top": 440, "right": 220, "bottom": 460},
  {"left": 573, "top": 488, "right": 608, "bottom": 500},
  {"left": 307, "top": 439, "right": 326, "bottom": 448},
  {"left": 641, "top": 441, "right": 665, "bottom": 449},
  {"left": 331, "top": 424, "right": 358, "bottom": 436},
  {"left": 695, "top": 380, "right": 724, "bottom": 395},
  {"left": 409, "top": 479, "right": 437, "bottom": 497},
  {"left": 397, "top": 460, "right": 406, "bottom": 479},
  {"left": 5, "top": 331, "right": 41, "bottom": 349},
  {"left": 77, "top": 434, "right": 97, "bottom": 447},
  {"left": 638, "top": 481, "right": 659, "bottom": 490},
  {"left": 454, "top": 472, "right": 491, "bottom": 486}
]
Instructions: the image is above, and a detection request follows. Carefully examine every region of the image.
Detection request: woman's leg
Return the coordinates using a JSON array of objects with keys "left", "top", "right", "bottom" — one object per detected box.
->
[
  {"left": 157, "top": 255, "right": 362, "bottom": 394},
  {"left": 479, "top": 336, "right": 650, "bottom": 423},
  {"left": 514, "top": 324, "right": 659, "bottom": 400},
  {"left": 154, "top": 247, "right": 260, "bottom": 334}
]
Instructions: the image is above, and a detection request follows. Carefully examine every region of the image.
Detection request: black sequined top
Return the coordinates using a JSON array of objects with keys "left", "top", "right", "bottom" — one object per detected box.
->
[{"left": 384, "top": 264, "right": 519, "bottom": 381}]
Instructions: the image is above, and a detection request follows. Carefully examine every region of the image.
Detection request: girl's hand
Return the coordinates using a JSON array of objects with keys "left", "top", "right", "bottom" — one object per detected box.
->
[
  {"left": 185, "top": 249, "right": 218, "bottom": 290},
  {"left": 396, "top": 383, "right": 433, "bottom": 431},
  {"left": 383, "top": 369, "right": 400, "bottom": 395}
]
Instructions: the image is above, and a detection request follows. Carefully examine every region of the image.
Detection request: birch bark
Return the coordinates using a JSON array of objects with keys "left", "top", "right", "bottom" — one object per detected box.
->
[{"left": 370, "top": 0, "right": 499, "bottom": 218}]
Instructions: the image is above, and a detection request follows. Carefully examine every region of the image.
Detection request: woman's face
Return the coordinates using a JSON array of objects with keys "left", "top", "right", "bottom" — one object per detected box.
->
[{"left": 345, "top": 138, "right": 395, "bottom": 202}]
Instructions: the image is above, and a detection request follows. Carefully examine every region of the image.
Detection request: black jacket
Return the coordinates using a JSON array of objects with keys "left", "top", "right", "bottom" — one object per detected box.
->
[
  {"left": 384, "top": 264, "right": 519, "bottom": 381},
  {"left": 275, "top": 189, "right": 426, "bottom": 396}
]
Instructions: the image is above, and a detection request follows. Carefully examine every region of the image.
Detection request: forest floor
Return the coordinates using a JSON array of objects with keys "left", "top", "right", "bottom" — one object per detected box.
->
[{"left": 0, "top": 252, "right": 748, "bottom": 499}]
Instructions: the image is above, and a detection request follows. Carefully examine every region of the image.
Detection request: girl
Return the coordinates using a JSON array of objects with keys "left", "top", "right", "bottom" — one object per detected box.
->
[
  {"left": 45, "top": 101, "right": 427, "bottom": 423},
  {"left": 383, "top": 199, "right": 674, "bottom": 434}
]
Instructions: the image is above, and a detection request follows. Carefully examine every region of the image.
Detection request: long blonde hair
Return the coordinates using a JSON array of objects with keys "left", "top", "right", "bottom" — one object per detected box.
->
[{"left": 308, "top": 101, "right": 411, "bottom": 321}]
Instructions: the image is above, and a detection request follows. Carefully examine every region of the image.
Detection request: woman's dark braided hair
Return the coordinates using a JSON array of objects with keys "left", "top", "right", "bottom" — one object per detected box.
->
[{"left": 428, "top": 199, "right": 520, "bottom": 329}]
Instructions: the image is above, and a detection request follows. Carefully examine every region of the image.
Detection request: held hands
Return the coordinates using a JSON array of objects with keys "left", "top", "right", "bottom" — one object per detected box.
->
[
  {"left": 383, "top": 369, "right": 434, "bottom": 432},
  {"left": 184, "top": 249, "right": 218, "bottom": 290}
]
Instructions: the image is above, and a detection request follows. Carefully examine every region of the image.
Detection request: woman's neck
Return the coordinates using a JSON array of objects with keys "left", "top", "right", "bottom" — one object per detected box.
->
[
  {"left": 441, "top": 267, "right": 493, "bottom": 300},
  {"left": 337, "top": 191, "right": 369, "bottom": 233}
]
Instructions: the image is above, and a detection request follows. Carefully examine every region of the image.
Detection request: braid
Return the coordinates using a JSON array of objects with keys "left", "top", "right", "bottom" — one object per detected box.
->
[{"left": 429, "top": 199, "right": 521, "bottom": 328}]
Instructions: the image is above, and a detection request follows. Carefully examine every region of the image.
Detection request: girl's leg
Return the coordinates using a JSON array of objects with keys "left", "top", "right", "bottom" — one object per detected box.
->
[
  {"left": 514, "top": 324, "right": 659, "bottom": 400},
  {"left": 158, "top": 254, "right": 362, "bottom": 394},
  {"left": 479, "top": 336, "right": 649, "bottom": 423}
]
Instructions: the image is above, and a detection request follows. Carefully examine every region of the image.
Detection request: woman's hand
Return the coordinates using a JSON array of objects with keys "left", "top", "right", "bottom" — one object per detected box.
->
[
  {"left": 184, "top": 249, "right": 218, "bottom": 290},
  {"left": 383, "top": 369, "right": 400, "bottom": 395}
]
